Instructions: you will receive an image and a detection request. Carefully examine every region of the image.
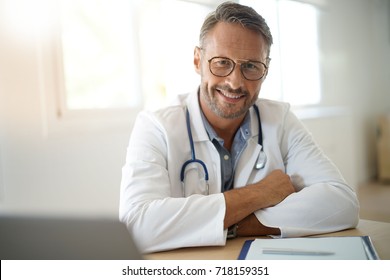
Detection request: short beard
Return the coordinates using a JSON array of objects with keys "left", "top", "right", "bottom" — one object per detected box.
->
[{"left": 200, "top": 83, "right": 258, "bottom": 119}]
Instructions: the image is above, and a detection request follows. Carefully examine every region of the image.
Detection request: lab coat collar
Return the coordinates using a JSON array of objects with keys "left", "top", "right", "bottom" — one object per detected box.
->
[{"left": 235, "top": 102, "right": 263, "bottom": 187}]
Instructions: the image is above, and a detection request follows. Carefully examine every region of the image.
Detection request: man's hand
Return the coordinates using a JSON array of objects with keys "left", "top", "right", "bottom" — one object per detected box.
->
[
  {"left": 254, "top": 169, "right": 296, "bottom": 208},
  {"left": 223, "top": 169, "right": 295, "bottom": 229}
]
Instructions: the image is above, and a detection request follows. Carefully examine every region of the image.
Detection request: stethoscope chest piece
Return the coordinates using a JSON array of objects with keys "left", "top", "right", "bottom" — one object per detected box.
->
[
  {"left": 253, "top": 104, "right": 267, "bottom": 170},
  {"left": 255, "top": 150, "right": 267, "bottom": 170}
]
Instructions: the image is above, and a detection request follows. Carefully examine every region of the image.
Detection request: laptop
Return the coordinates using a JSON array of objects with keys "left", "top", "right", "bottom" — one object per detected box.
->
[{"left": 0, "top": 214, "right": 143, "bottom": 260}]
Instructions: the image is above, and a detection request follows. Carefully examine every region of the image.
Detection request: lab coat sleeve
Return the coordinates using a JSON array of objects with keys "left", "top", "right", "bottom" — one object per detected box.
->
[
  {"left": 119, "top": 111, "right": 226, "bottom": 253},
  {"left": 254, "top": 107, "right": 360, "bottom": 237}
]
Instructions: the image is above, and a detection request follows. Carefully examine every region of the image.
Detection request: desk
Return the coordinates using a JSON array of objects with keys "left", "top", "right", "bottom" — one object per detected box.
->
[{"left": 146, "top": 219, "right": 390, "bottom": 260}]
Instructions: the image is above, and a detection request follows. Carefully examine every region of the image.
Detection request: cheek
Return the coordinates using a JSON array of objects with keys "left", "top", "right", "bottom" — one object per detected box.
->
[
  {"left": 252, "top": 81, "right": 264, "bottom": 95},
  {"left": 200, "top": 67, "right": 218, "bottom": 87},
  {"left": 200, "top": 62, "right": 211, "bottom": 78}
]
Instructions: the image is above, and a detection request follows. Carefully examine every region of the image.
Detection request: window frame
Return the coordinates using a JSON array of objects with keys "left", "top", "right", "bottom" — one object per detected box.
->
[
  {"left": 35, "top": 1, "right": 142, "bottom": 138},
  {"left": 37, "top": 31, "right": 140, "bottom": 138}
]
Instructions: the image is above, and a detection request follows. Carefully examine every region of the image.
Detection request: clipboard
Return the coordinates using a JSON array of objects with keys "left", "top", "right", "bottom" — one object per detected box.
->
[{"left": 238, "top": 236, "right": 379, "bottom": 260}]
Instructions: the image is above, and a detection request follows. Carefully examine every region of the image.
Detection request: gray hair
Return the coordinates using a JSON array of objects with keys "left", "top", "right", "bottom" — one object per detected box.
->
[{"left": 199, "top": 1, "right": 273, "bottom": 57}]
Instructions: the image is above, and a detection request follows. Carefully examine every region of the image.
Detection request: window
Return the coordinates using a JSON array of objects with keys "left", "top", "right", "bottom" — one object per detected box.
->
[
  {"left": 59, "top": 0, "right": 212, "bottom": 112},
  {"left": 60, "top": 0, "right": 141, "bottom": 110},
  {"left": 278, "top": 0, "right": 321, "bottom": 105},
  {"left": 241, "top": 0, "right": 322, "bottom": 106},
  {"left": 136, "top": 0, "right": 211, "bottom": 110},
  {"left": 58, "top": 0, "right": 321, "bottom": 113}
]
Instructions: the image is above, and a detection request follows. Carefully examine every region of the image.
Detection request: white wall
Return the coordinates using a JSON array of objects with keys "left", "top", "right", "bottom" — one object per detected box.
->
[
  {"left": 0, "top": 0, "right": 389, "bottom": 218},
  {"left": 0, "top": 0, "right": 133, "bottom": 218},
  {"left": 312, "top": 0, "right": 390, "bottom": 184},
  {"left": 0, "top": 35, "right": 132, "bottom": 218}
]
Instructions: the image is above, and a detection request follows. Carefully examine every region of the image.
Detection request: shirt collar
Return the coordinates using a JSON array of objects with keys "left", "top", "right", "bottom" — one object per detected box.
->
[{"left": 200, "top": 109, "right": 252, "bottom": 144}]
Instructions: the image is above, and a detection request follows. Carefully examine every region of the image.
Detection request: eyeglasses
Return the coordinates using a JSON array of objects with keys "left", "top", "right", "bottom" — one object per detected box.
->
[{"left": 207, "top": 56, "right": 268, "bottom": 81}]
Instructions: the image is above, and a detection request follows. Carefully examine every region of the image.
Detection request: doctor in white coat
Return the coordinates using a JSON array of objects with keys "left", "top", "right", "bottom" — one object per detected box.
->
[{"left": 119, "top": 2, "right": 359, "bottom": 254}]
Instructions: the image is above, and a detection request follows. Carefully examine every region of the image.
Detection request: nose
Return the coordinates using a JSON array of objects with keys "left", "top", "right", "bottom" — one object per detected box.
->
[{"left": 225, "top": 64, "right": 245, "bottom": 89}]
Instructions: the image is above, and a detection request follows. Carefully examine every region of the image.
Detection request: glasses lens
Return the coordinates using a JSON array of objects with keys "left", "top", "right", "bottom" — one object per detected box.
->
[
  {"left": 241, "top": 62, "right": 266, "bottom": 80},
  {"left": 209, "top": 57, "right": 234, "bottom": 77}
]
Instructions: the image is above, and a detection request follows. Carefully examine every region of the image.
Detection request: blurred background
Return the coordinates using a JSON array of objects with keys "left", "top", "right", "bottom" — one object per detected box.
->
[{"left": 0, "top": 0, "right": 389, "bottom": 221}]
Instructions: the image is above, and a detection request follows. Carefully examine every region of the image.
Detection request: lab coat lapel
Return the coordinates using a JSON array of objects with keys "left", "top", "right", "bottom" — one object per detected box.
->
[
  {"left": 235, "top": 139, "right": 261, "bottom": 188},
  {"left": 234, "top": 106, "right": 262, "bottom": 188},
  {"left": 185, "top": 90, "right": 209, "bottom": 142}
]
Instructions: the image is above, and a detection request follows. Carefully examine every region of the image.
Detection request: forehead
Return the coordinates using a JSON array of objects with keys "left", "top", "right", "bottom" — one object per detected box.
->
[{"left": 203, "top": 22, "right": 267, "bottom": 61}]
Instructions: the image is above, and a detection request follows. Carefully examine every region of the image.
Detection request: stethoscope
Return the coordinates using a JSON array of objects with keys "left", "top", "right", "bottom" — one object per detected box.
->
[{"left": 180, "top": 104, "right": 267, "bottom": 196}]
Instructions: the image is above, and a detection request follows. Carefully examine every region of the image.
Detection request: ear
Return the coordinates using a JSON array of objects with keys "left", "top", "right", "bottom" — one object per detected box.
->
[{"left": 193, "top": 47, "right": 201, "bottom": 75}]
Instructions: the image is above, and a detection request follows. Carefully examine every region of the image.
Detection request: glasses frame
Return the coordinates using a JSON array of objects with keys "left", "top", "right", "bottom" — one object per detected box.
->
[{"left": 207, "top": 56, "right": 269, "bottom": 81}]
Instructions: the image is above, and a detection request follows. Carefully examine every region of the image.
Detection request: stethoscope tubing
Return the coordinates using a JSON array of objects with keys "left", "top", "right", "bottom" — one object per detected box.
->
[
  {"left": 179, "top": 108, "right": 210, "bottom": 182},
  {"left": 180, "top": 104, "right": 265, "bottom": 196}
]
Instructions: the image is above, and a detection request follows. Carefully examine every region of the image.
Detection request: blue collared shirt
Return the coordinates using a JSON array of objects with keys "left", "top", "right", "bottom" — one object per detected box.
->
[{"left": 200, "top": 111, "right": 252, "bottom": 192}]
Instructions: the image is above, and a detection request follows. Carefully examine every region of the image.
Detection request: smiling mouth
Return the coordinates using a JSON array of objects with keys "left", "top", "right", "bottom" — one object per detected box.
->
[{"left": 216, "top": 88, "right": 245, "bottom": 100}]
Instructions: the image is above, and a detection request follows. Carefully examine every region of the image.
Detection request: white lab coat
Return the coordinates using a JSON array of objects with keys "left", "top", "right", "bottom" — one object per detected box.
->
[{"left": 119, "top": 90, "right": 359, "bottom": 253}]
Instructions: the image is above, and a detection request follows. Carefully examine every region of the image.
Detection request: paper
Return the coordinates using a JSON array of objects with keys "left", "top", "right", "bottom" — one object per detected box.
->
[{"left": 239, "top": 236, "right": 379, "bottom": 260}]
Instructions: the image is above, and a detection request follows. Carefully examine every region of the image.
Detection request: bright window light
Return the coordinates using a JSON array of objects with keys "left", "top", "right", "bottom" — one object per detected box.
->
[
  {"left": 60, "top": 0, "right": 141, "bottom": 110},
  {"left": 241, "top": 0, "right": 321, "bottom": 106},
  {"left": 59, "top": 0, "right": 209, "bottom": 111},
  {"left": 59, "top": 0, "right": 321, "bottom": 112},
  {"left": 278, "top": 0, "right": 321, "bottom": 106},
  {"left": 137, "top": 0, "right": 211, "bottom": 110}
]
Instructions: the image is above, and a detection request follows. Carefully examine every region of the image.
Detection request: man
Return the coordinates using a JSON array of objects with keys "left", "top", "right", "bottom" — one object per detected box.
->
[{"left": 119, "top": 2, "right": 359, "bottom": 254}]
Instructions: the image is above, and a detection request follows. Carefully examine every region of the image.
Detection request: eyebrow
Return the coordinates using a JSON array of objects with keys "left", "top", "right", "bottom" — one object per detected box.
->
[
  {"left": 199, "top": 47, "right": 267, "bottom": 63},
  {"left": 211, "top": 56, "right": 266, "bottom": 64}
]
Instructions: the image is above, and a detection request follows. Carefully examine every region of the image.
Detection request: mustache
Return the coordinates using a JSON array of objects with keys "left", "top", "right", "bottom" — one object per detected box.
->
[{"left": 214, "top": 85, "right": 249, "bottom": 96}]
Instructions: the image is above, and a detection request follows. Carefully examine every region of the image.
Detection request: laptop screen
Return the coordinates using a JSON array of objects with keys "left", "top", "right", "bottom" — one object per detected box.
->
[{"left": 0, "top": 215, "right": 143, "bottom": 260}]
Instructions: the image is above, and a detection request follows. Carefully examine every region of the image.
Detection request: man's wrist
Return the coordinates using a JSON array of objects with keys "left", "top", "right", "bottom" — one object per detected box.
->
[{"left": 227, "top": 224, "right": 238, "bottom": 239}]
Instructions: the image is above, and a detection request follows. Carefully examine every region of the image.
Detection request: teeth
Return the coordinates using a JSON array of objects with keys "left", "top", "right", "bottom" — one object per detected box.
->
[{"left": 219, "top": 90, "right": 244, "bottom": 99}]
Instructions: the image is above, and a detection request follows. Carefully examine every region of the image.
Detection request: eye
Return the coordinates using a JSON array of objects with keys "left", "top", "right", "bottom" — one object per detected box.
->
[
  {"left": 212, "top": 58, "right": 233, "bottom": 68},
  {"left": 242, "top": 62, "right": 260, "bottom": 71}
]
